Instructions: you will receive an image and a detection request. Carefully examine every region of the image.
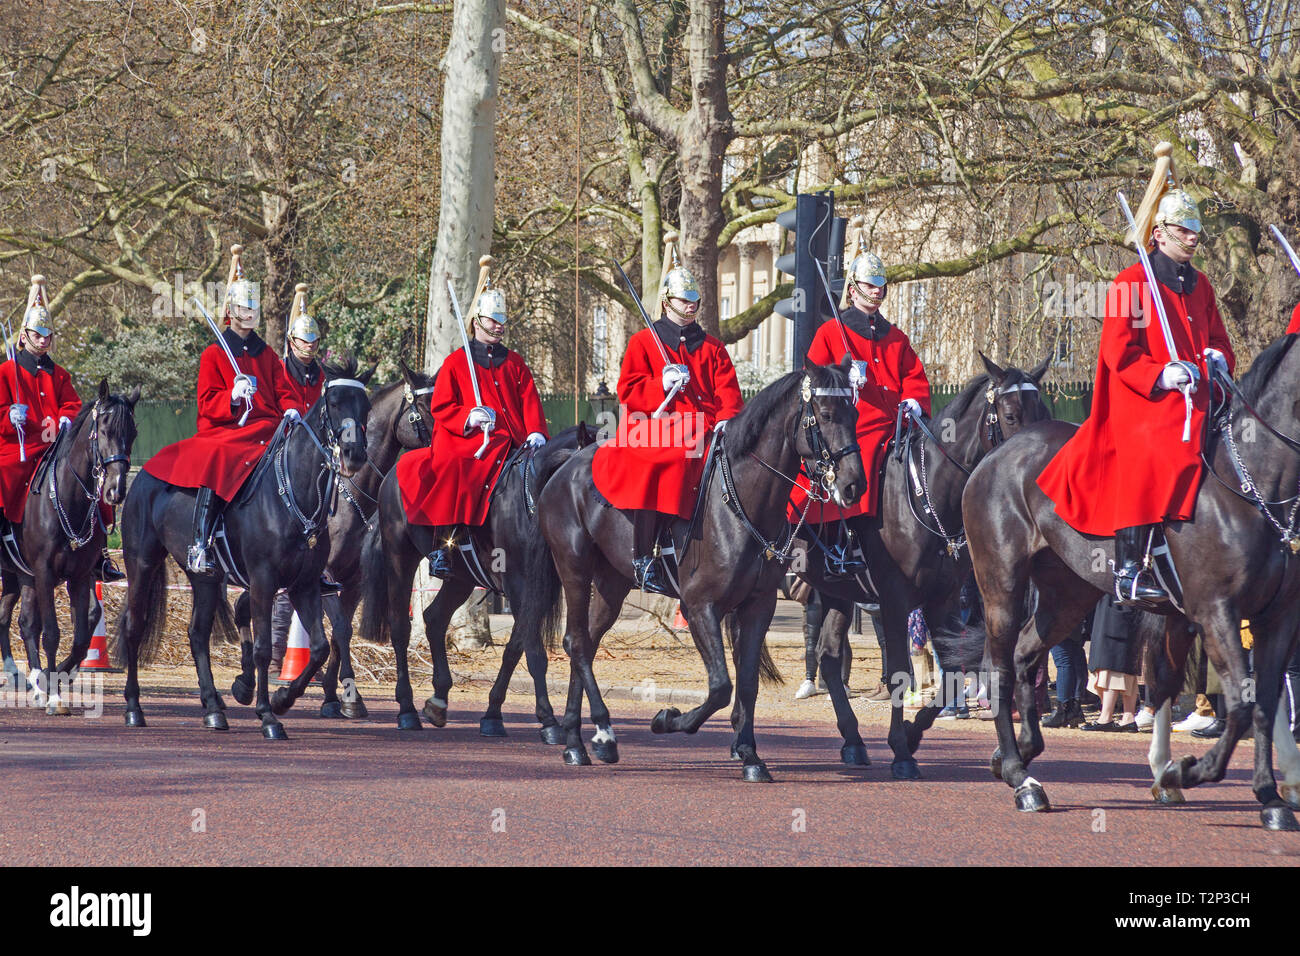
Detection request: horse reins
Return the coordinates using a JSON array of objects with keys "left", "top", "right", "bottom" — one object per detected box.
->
[{"left": 48, "top": 400, "right": 130, "bottom": 551}]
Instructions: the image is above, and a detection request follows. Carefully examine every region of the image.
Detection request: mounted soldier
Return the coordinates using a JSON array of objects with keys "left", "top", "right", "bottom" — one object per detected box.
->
[
  {"left": 142, "top": 244, "right": 306, "bottom": 574},
  {"left": 0, "top": 275, "right": 122, "bottom": 581},
  {"left": 282, "top": 283, "right": 324, "bottom": 409},
  {"left": 794, "top": 217, "right": 930, "bottom": 525},
  {"left": 397, "top": 255, "right": 549, "bottom": 577},
  {"left": 1036, "top": 142, "right": 1235, "bottom": 604},
  {"left": 590, "top": 232, "right": 744, "bottom": 594}
]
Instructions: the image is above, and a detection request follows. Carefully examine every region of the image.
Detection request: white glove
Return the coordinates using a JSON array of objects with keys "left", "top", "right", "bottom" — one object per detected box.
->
[
  {"left": 231, "top": 375, "right": 257, "bottom": 402},
  {"left": 713, "top": 419, "right": 728, "bottom": 434},
  {"left": 525, "top": 432, "right": 546, "bottom": 448},
  {"left": 902, "top": 398, "right": 923, "bottom": 418},
  {"left": 466, "top": 406, "right": 496, "bottom": 433},
  {"left": 1158, "top": 362, "right": 1197, "bottom": 392},
  {"left": 1203, "top": 347, "right": 1228, "bottom": 377},
  {"left": 58, "top": 415, "right": 72, "bottom": 431},
  {"left": 282, "top": 407, "right": 301, "bottom": 423},
  {"left": 662, "top": 364, "right": 690, "bottom": 393},
  {"left": 848, "top": 360, "right": 869, "bottom": 392},
  {"left": 8, "top": 404, "right": 26, "bottom": 426}
]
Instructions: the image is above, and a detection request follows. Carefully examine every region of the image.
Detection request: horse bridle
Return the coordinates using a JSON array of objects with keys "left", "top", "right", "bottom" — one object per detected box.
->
[
  {"left": 717, "top": 374, "right": 860, "bottom": 564},
  {"left": 401, "top": 380, "right": 436, "bottom": 446},
  {"left": 274, "top": 378, "right": 368, "bottom": 547},
  {"left": 983, "top": 380, "right": 1039, "bottom": 448},
  {"left": 48, "top": 400, "right": 131, "bottom": 550}
]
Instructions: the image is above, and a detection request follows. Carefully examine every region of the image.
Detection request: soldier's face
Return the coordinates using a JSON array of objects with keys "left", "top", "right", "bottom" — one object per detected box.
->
[
  {"left": 229, "top": 303, "right": 261, "bottom": 332},
  {"left": 474, "top": 315, "right": 505, "bottom": 344},
  {"left": 23, "top": 329, "right": 51, "bottom": 356},
  {"left": 850, "top": 281, "right": 886, "bottom": 312},
  {"left": 289, "top": 336, "right": 318, "bottom": 362},
  {"left": 1154, "top": 223, "right": 1198, "bottom": 263},
  {"left": 665, "top": 296, "right": 699, "bottom": 326}
]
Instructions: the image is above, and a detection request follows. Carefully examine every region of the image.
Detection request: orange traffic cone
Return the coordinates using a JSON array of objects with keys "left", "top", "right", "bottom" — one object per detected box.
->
[
  {"left": 81, "top": 581, "right": 119, "bottom": 672},
  {"left": 275, "top": 612, "right": 312, "bottom": 684},
  {"left": 673, "top": 604, "right": 689, "bottom": 630}
]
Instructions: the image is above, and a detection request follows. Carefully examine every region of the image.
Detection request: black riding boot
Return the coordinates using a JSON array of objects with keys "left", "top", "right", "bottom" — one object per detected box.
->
[
  {"left": 187, "top": 487, "right": 223, "bottom": 574},
  {"left": 97, "top": 548, "right": 126, "bottom": 583},
  {"left": 632, "top": 510, "right": 668, "bottom": 595},
  {"left": 427, "top": 527, "right": 455, "bottom": 579},
  {"left": 1112, "top": 525, "right": 1168, "bottom": 604}
]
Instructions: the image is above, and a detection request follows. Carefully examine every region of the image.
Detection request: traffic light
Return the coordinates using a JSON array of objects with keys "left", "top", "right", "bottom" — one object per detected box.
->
[{"left": 775, "top": 191, "right": 846, "bottom": 369}]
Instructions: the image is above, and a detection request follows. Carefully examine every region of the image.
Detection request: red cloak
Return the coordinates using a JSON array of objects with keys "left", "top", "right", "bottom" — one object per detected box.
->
[
  {"left": 591, "top": 321, "right": 744, "bottom": 519},
  {"left": 397, "top": 345, "right": 548, "bottom": 527},
  {"left": 0, "top": 352, "right": 82, "bottom": 522},
  {"left": 1287, "top": 302, "right": 1300, "bottom": 335},
  {"left": 143, "top": 331, "right": 304, "bottom": 501},
  {"left": 1036, "top": 258, "right": 1235, "bottom": 535},
  {"left": 788, "top": 311, "right": 930, "bottom": 521}
]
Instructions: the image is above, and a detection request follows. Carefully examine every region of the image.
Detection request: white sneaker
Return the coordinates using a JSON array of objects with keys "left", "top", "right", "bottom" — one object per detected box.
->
[
  {"left": 1172, "top": 712, "right": 1216, "bottom": 732},
  {"left": 1134, "top": 708, "right": 1155, "bottom": 730},
  {"left": 967, "top": 682, "right": 986, "bottom": 702},
  {"left": 794, "top": 678, "right": 819, "bottom": 700}
]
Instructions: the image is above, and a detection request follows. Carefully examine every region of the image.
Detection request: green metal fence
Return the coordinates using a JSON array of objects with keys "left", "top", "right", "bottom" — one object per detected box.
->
[{"left": 132, "top": 380, "right": 1095, "bottom": 462}]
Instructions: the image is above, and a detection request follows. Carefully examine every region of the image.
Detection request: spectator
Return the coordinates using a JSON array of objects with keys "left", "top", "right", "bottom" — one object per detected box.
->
[
  {"left": 1042, "top": 606, "right": 1094, "bottom": 728},
  {"left": 1081, "top": 595, "right": 1142, "bottom": 732}
]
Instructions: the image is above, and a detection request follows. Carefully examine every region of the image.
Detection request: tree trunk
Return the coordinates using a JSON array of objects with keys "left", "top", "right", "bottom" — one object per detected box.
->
[
  {"left": 260, "top": 193, "right": 299, "bottom": 355},
  {"left": 412, "top": 0, "right": 504, "bottom": 652}
]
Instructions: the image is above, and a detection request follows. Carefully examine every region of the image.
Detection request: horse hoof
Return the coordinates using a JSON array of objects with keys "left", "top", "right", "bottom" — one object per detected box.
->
[
  {"left": 651, "top": 707, "right": 681, "bottom": 734},
  {"left": 1159, "top": 756, "right": 1195, "bottom": 790},
  {"left": 320, "top": 701, "right": 344, "bottom": 719},
  {"left": 230, "top": 677, "right": 254, "bottom": 706},
  {"left": 563, "top": 747, "right": 591, "bottom": 766},
  {"left": 592, "top": 741, "right": 619, "bottom": 764},
  {"left": 1014, "top": 779, "right": 1051, "bottom": 813},
  {"left": 124, "top": 710, "right": 146, "bottom": 728},
  {"left": 397, "top": 711, "right": 423, "bottom": 731},
  {"left": 261, "top": 722, "right": 288, "bottom": 741},
  {"left": 840, "top": 743, "right": 870, "bottom": 766},
  {"left": 341, "top": 699, "right": 368, "bottom": 720},
  {"left": 422, "top": 699, "right": 448, "bottom": 727},
  {"left": 203, "top": 712, "right": 229, "bottom": 731},
  {"left": 479, "top": 717, "right": 507, "bottom": 738},
  {"left": 1151, "top": 785, "right": 1185, "bottom": 805},
  {"left": 990, "top": 747, "right": 1003, "bottom": 780},
  {"left": 891, "top": 758, "right": 921, "bottom": 780},
  {"left": 741, "top": 762, "right": 774, "bottom": 783},
  {"left": 1261, "top": 805, "right": 1300, "bottom": 832},
  {"left": 46, "top": 703, "right": 72, "bottom": 717},
  {"left": 539, "top": 724, "right": 565, "bottom": 745}
]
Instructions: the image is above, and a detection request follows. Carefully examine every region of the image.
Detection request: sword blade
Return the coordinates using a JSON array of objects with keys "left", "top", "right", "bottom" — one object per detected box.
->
[
  {"left": 613, "top": 261, "right": 672, "bottom": 365},
  {"left": 446, "top": 279, "right": 484, "bottom": 409},
  {"left": 1116, "top": 191, "right": 1181, "bottom": 363},
  {"left": 1269, "top": 224, "right": 1300, "bottom": 277}
]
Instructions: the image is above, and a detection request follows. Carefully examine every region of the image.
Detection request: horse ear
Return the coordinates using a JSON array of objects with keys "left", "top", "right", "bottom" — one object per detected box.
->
[
  {"left": 98, "top": 378, "right": 110, "bottom": 401},
  {"left": 978, "top": 351, "right": 1005, "bottom": 382},
  {"left": 127, "top": 385, "right": 141, "bottom": 407},
  {"left": 360, "top": 361, "right": 378, "bottom": 386},
  {"left": 1028, "top": 352, "right": 1052, "bottom": 384}
]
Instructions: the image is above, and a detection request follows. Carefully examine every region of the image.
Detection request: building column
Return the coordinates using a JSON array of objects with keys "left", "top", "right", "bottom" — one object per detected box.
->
[{"left": 736, "top": 242, "right": 759, "bottom": 362}]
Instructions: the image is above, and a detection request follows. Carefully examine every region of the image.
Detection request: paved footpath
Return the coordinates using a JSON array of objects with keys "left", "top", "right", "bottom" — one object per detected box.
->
[{"left": 0, "top": 675, "right": 1296, "bottom": 867}]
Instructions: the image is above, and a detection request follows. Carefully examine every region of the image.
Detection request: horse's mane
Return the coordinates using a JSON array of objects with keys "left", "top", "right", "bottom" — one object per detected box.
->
[
  {"left": 1237, "top": 333, "right": 1296, "bottom": 404},
  {"left": 320, "top": 353, "right": 360, "bottom": 380},
  {"left": 76, "top": 389, "right": 137, "bottom": 442},
  {"left": 939, "top": 373, "right": 992, "bottom": 421},
  {"left": 726, "top": 364, "right": 852, "bottom": 457}
]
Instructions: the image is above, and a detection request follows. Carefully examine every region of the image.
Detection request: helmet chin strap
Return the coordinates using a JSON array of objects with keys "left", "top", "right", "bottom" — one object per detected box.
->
[
  {"left": 474, "top": 315, "right": 504, "bottom": 342},
  {"left": 1156, "top": 223, "right": 1198, "bottom": 255},
  {"left": 663, "top": 298, "right": 695, "bottom": 322}
]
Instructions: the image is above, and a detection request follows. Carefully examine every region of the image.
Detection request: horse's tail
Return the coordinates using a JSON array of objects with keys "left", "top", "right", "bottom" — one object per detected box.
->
[
  {"left": 110, "top": 562, "right": 168, "bottom": 667},
  {"left": 722, "top": 610, "right": 783, "bottom": 686},
  {"left": 358, "top": 518, "right": 391, "bottom": 645},
  {"left": 210, "top": 583, "right": 239, "bottom": 645}
]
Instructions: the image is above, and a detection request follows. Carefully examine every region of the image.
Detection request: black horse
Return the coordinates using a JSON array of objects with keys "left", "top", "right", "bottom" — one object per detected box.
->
[
  {"left": 114, "top": 357, "right": 372, "bottom": 738},
  {"left": 962, "top": 333, "right": 1300, "bottom": 830},
  {"left": 232, "top": 359, "right": 432, "bottom": 718},
  {"left": 359, "top": 422, "right": 595, "bottom": 738},
  {"left": 792, "top": 354, "right": 1051, "bottom": 778},
  {"left": 537, "top": 361, "right": 864, "bottom": 780},
  {"left": 0, "top": 380, "right": 137, "bottom": 713}
]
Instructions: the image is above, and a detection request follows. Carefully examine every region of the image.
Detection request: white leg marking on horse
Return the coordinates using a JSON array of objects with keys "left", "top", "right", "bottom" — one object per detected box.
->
[
  {"left": 1148, "top": 701, "right": 1172, "bottom": 779},
  {"left": 429, "top": 697, "right": 447, "bottom": 709},
  {"left": 591, "top": 726, "right": 616, "bottom": 744},
  {"left": 1274, "top": 694, "right": 1300, "bottom": 804}
]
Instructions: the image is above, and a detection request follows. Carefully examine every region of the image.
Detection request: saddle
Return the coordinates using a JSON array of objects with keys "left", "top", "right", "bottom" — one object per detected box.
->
[{"left": 0, "top": 516, "right": 33, "bottom": 579}]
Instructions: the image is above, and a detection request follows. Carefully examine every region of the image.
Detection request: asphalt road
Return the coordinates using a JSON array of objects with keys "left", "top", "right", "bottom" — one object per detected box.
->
[{"left": 1, "top": 676, "right": 1296, "bottom": 867}]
